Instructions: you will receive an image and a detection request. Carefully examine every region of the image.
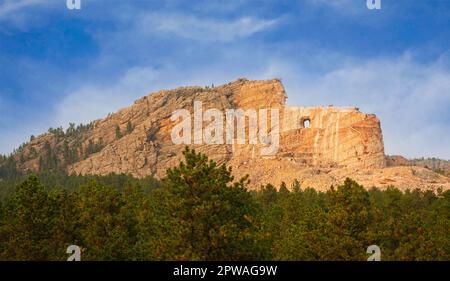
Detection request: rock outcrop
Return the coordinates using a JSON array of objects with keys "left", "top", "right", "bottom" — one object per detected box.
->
[
  {"left": 385, "top": 155, "right": 450, "bottom": 178},
  {"left": 9, "top": 78, "right": 450, "bottom": 191}
]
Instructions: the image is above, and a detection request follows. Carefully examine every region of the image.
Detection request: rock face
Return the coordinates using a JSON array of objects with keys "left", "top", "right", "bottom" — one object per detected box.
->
[
  {"left": 10, "top": 78, "right": 450, "bottom": 191},
  {"left": 281, "top": 106, "right": 385, "bottom": 169},
  {"left": 69, "top": 78, "right": 288, "bottom": 178}
]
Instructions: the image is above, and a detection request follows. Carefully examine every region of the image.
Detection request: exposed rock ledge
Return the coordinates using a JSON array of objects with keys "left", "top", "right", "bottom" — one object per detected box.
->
[{"left": 13, "top": 78, "right": 450, "bottom": 191}]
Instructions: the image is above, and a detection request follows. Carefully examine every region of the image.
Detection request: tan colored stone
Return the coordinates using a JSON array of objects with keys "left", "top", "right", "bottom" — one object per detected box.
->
[{"left": 11, "top": 78, "right": 450, "bottom": 191}]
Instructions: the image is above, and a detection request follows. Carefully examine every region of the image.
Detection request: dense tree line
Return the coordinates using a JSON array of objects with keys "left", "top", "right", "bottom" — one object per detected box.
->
[
  {"left": 0, "top": 121, "right": 102, "bottom": 179},
  {"left": 0, "top": 148, "right": 449, "bottom": 260},
  {"left": 0, "top": 169, "right": 160, "bottom": 202}
]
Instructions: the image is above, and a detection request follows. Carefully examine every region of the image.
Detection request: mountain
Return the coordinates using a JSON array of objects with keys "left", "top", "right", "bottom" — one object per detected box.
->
[
  {"left": 386, "top": 155, "right": 450, "bottom": 177},
  {"left": 2, "top": 78, "right": 449, "bottom": 191}
]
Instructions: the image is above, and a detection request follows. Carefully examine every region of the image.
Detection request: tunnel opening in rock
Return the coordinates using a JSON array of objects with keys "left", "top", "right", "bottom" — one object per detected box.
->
[{"left": 302, "top": 118, "right": 311, "bottom": 128}]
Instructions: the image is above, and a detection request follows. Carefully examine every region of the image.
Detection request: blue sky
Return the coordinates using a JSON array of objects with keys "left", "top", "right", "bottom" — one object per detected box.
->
[{"left": 0, "top": 0, "right": 449, "bottom": 159}]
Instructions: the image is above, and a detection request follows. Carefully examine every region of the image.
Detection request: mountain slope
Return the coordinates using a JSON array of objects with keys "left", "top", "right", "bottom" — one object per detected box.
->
[{"left": 2, "top": 78, "right": 449, "bottom": 191}]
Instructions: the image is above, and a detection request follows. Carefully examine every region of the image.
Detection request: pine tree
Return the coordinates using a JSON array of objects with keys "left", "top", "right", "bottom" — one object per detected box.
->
[
  {"left": 161, "top": 147, "right": 261, "bottom": 260},
  {"left": 126, "top": 121, "right": 133, "bottom": 134},
  {"left": 115, "top": 125, "right": 122, "bottom": 139},
  {"left": 0, "top": 176, "right": 53, "bottom": 260}
]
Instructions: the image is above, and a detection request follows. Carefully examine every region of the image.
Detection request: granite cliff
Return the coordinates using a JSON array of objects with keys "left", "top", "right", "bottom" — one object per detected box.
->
[{"left": 7, "top": 78, "right": 450, "bottom": 191}]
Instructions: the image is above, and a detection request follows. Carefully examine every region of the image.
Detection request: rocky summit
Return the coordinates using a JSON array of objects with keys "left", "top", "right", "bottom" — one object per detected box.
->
[{"left": 9, "top": 78, "right": 450, "bottom": 191}]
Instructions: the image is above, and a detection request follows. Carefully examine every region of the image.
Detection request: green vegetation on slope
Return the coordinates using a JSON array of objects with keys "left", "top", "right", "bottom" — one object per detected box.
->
[{"left": 0, "top": 148, "right": 449, "bottom": 260}]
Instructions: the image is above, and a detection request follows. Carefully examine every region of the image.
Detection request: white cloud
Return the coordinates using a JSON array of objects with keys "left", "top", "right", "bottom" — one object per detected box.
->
[
  {"left": 0, "top": 0, "right": 57, "bottom": 31},
  {"left": 311, "top": 0, "right": 356, "bottom": 8},
  {"left": 54, "top": 63, "right": 257, "bottom": 129},
  {"left": 306, "top": 0, "right": 390, "bottom": 18},
  {"left": 138, "top": 13, "right": 278, "bottom": 42},
  {"left": 54, "top": 67, "right": 161, "bottom": 127},
  {"left": 0, "top": 0, "right": 44, "bottom": 17},
  {"left": 307, "top": 0, "right": 363, "bottom": 13}
]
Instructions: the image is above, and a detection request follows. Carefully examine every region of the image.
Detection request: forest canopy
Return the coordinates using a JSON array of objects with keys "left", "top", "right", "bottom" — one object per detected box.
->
[{"left": 0, "top": 148, "right": 449, "bottom": 261}]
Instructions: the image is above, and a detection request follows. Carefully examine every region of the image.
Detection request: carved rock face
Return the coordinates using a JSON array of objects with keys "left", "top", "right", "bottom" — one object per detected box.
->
[{"left": 13, "top": 79, "right": 450, "bottom": 191}]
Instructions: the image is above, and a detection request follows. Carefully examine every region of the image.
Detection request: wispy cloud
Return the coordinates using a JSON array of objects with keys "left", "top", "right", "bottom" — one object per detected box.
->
[
  {"left": 53, "top": 61, "right": 260, "bottom": 130},
  {"left": 55, "top": 67, "right": 159, "bottom": 127},
  {"left": 307, "top": 0, "right": 364, "bottom": 14},
  {"left": 138, "top": 13, "right": 279, "bottom": 42},
  {"left": 310, "top": 0, "right": 356, "bottom": 8},
  {"left": 0, "top": 0, "right": 57, "bottom": 31},
  {"left": 305, "top": 0, "right": 391, "bottom": 18},
  {"left": 0, "top": 0, "right": 51, "bottom": 19},
  {"left": 0, "top": 0, "right": 44, "bottom": 17}
]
